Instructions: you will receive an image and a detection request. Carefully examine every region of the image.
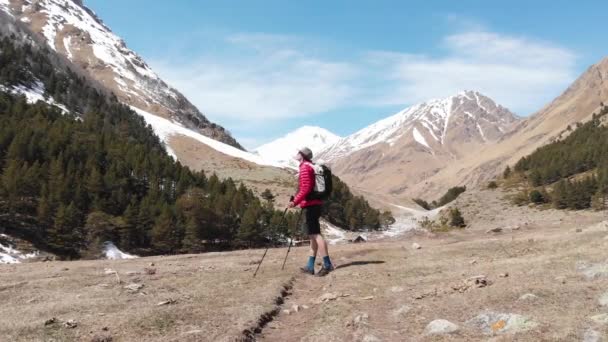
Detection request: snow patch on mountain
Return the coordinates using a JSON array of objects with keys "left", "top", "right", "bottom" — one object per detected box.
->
[
  {"left": 0, "top": 234, "right": 39, "bottom": 264},
  {"left": 103, "top": 242, "right": 137, "bottom": 260},
  {"left": 131, "top": 106, "right": 281, "bottom": 167},
  {"left": 255, "top": 126, "right": 341, "bottom": 168},
  {"left": 0, "top": 80, "right": 68, "bottom": 113},
  {"left": 412, "top": 127, "right": 430, "bottom": 148}
]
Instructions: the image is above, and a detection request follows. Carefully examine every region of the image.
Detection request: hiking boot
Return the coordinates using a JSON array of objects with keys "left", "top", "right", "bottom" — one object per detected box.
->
[
  {"left": 316, "top": 265, "right": 334, "bottom": 277},
  {"left": 300, "top": 266, "right": 314, "bottom": 275}
]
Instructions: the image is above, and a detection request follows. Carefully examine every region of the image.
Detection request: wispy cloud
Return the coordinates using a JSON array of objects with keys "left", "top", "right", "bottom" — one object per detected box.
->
[
  {"left": 152, "top": 27, "right": 579, "bottom": 141},
  {"left": 365, "top": 30, "right": 578, "bottom": 114},
  {"left": 152, "top": 33, "right": 357, "bottom": 124}
]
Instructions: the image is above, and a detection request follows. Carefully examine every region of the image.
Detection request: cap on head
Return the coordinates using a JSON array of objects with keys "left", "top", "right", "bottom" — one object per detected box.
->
[{"left": 298, "top": 147, "right": 313, "bottom": 161}]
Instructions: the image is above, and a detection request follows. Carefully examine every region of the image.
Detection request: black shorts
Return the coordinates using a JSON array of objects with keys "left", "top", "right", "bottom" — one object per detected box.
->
[{"left": 302, "top": 205, "right": 322, "bottom": 236}]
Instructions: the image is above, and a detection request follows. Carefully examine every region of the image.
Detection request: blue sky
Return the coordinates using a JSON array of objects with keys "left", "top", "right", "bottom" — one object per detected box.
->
[{"left": 87, "top": 0, "right": 607, "bottom": 149}]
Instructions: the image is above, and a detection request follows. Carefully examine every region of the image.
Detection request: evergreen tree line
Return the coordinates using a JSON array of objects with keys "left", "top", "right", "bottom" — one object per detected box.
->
[
  {"left": 0, "top": 34, "right": 393, "bottom": 258},
  {"left": 323, "top": 176, "right": 395, "bottom": 231},
  {"left": 509, "top": 104, "right": 608, "bottom": 210},
  {"left": 413, "top": 186, "right": 467, "bottom": 211}
]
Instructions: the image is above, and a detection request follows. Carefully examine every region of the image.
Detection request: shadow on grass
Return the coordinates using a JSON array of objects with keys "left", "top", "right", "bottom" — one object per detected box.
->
[{"left": 335, "top": 260, "right": 385, "bottom": 270}]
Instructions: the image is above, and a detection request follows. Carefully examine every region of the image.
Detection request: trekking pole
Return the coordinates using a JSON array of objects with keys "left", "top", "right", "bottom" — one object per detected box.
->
[
  {"left": 281, "top": 208, "right": 303, "bottom": 270},
  {"left": 253, "top": 207, "right": 289, "bottom": 278}
]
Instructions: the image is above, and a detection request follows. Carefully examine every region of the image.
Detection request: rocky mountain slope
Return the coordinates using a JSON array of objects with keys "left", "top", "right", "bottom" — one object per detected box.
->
[
  {"left": 320, "top": 91, "right": 520, "bottom": 199},
  {"left": 416, "top": 57, "right": 608, "bottom": 198},
  {"left": 0, "top": 0, "right": 241, "bottom": 148}
]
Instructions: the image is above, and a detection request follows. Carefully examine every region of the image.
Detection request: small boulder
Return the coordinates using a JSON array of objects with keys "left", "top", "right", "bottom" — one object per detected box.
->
[
  {"left": 590, "top": 313, "right": 608, "bottom": 325},
  {"left": 518, "top": 293, "right": 538, "bottom": 301},
  {"left": 486, "top": 228, "right": 503, "bottom": 234},
  {"left": 466, "top": 311, "right": 538, "bottom": 335},
  {"left": 124, "top": 283, "right": 144, "bottom": 292},
  {"left": 63, "top": 320, "right": 78, "bottom": 329},
  {"left": 598, "top": 292, "right": 608, "bottom": 306},
  {"left": 291, "top": 304, "right": 300, "bottom": 313},
  {"left": 412, "top": 243, "right": 421, "bottom": 250},
  {"left": 424, "top": 319, "right": 460, "bottom": 335},
  {"left": 583, "top": 329, "right": 601, "bottom": 342}
]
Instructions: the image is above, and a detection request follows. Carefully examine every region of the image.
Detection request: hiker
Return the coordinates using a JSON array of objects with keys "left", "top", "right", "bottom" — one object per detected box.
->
[{"left": 289, "top": 147, "right": 334, "bottom": 276}]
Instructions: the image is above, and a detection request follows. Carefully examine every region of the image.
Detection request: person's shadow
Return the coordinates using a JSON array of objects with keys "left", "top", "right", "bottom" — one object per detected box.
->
[{"left": 335, "top": 260, "right": 385, "bottom": 270}]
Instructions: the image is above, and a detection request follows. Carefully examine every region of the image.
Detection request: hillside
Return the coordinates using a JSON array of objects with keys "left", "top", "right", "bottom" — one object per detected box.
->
[
  {"left": 320, "top": 91, "right": 520, "bottom": 199},
  {"left": 0, "top": 0, "right": 240, "bottom": 148},
  {"left": 413, "top": 57, "right": 608, "bottom": 198}
]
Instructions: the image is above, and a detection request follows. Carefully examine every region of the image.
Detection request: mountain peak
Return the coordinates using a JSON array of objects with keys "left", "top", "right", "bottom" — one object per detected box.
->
[
  {"left": 255, "top": 126, "right": 341, "bottom": 168},
  {"left": 321, "top": 92, "right": 520, "bottom": 161}
]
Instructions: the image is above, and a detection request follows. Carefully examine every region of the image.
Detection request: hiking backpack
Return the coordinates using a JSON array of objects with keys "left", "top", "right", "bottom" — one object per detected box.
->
[{"left": 308, "top": 163, "right": 333, "bottom": 200}]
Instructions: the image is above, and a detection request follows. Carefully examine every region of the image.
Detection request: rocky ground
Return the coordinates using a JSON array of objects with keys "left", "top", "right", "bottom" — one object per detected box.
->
[{"left": 2, "top": 189, "right": 608, "bottom": 341}]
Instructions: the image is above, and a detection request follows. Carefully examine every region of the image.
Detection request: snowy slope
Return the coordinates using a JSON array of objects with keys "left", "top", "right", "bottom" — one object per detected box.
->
[
  {"left": 321, "top": 91, "right": 518, "bottom": 161},
  {"left": 103, "top": 241, "right": 137, "bottom": 260},
  {"left": 0, "top": 80, "right": 68, "bottom": 112},
  {"left": 0, "top": 234, "right": 39, "bottom": 264},
  {"left": 131, "top": 106, "right": 282, "bottom": 167},
  {"left": 255, "top": 126, "right": 341, "bottom": 168},
  {"left": 0, "top": 0, "right": 241, "bottom": 148}
]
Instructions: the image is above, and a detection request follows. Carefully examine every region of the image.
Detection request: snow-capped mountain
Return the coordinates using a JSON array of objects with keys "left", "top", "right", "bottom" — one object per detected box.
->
[
  {"left": 0, "top": 0, "right": 240, "bottom": 148},
  {"left": 255, "top": 126, "right": 341, "bottom": 168},
  {"left": 321, "top": 91, "right": 520, "bottom": 198},
  {"left": 321, "top": 91, "right": 519, "bottom": 162}
]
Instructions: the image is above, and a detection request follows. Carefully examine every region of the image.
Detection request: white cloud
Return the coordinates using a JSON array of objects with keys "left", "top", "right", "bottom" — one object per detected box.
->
[
  {"left": 152, "top": 28, "right": 578, "bottom": 130},
  {"left": 152, "top": 33, "right": 357, "bottom": 123},
  {"left": 368, "top": 30, "right": 578, "bottom": 114}
]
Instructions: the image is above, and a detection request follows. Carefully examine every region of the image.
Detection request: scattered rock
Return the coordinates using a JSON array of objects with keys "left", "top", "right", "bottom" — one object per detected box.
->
[
  {"left": 124, "top": 283, "right": 144, "bottom": 292},
  {"left": 470, "top": 260, "right": 478, "bottom": 265},
  {"left": 91, "top": 334, "right": 113, "bottom": 342},
  {"left": 44, "top": 317, "right": 58, "bottom": 326},
  {"left": 486, "top": 228, "right": 503, "bottom": 234},
  {"left": 466, "top": 311, "right": 538, "bottom": 335},
  {"left": 104, "top": 268, "right": 116, "bottom": 275},
  {"left": 390, "top": 286, "right": 404, "bottom": 293},
  {"left": 64, "top": 319, "right": 78, "bottom": 329},
  {"left": 452, "top": 275, "right": 492, "bottom": 293},
  {"left": 291, "top": 304, "right": 300, "bottom": 313},
  {"left": 590, "top": 313, "right": 608, "bottom": 325},
  {"left": 362, "top": 335, "right": 380, "bottom": 342},
  {"left": 412, "top": 243, "right": 421, "bottom": 250},
  {"left": 555, "top": 276, "right": 567, "bottom": 284},
  {"left": 183, "top": 330, "right": 203, "bottom": 335},
  {"left": 361, "top": 296, "right": 374, "bottom": 300},
  {"left": 282, "top": 310, "right": 291, "bottom": 315},
  {"left": 314, "top": 292, "right": 349, "bottom": 304},
  {"left": 302, "top": 305, "right": 309, "bottom": 310},
  {"left": 149, "top": 263, "right": 155, "bottom": 267},
  {"left": 599, "top": 292, "right": 608, "bottom": 306},
  {"left": 157, "top": 299, "right": 177, "bottom": 306},
  {"left": 347, "top": 313, "right": 369, "bottom": 329},
  {"left": 518, "top": 293, "right": 539, "bottom": 301},
  {"left": 144, "top": 267, "right": 156, "bottom": 275},
  {"left": 392, "top": 305, "right": 411, "bottom": 318},
  {"left": 424, "top": 319, "right": 460, "bottom": 335},
  {"left": 578, "top": 261, "right": 608, "bottom": 280},
  {"left": 499, "top": 272, "right": 509, "bottom": 278},
  {"left": 583, "top": 329, "right": 602, "bottom": 342}
]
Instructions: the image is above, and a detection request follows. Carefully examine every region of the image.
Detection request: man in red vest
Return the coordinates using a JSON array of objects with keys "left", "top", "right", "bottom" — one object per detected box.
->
[{"left": 289, "top": 147, "right": 334, "bottom": 276}]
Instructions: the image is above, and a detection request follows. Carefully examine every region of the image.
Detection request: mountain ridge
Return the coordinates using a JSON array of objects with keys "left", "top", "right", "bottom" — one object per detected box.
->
[{"left": 0, "top": 0, "right": 241, "bottom": 148}]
